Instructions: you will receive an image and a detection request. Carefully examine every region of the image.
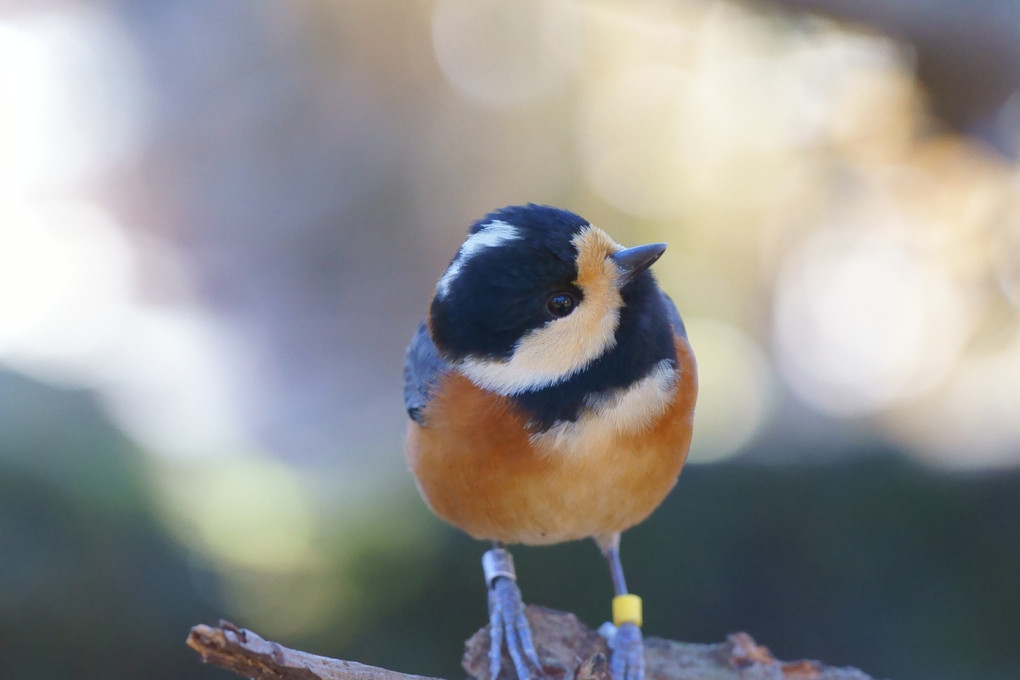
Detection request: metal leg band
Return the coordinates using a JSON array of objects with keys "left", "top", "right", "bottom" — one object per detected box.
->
[{"left": 482, "top": 548, "right": 517, "bottom": 588}]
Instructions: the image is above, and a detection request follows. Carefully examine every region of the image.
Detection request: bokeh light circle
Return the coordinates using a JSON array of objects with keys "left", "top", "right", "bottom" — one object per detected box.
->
[
  {"left": 773, "top": 230, "right": 970, "bottom": 416},
  {"left": 686, "top": 317, "right": 775, "bottom": 463},
  {"left": 431, "top": 0, "right": 580, "bottom": 107}
]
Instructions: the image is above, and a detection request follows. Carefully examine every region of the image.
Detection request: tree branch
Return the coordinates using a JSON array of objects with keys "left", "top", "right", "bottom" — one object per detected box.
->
[
  {"left": 187, "top": 620, "right": 441, "bottom": 680},
  {"left": 187, "top": 606, "right": 877, "bottom": 680}
]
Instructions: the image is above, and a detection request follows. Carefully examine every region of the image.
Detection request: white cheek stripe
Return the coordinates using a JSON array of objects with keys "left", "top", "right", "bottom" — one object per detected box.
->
[
  {"left": 459, "top": 350, "right": 577, "bottom": 396},
  {"left": 457, "top": 301, "right": 622, "bottom": 396},
  {"left": 436, "top": 220, "right": 521, "bottom": 299}
]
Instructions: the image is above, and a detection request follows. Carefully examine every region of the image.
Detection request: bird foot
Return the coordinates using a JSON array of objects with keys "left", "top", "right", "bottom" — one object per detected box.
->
[
  {"left": 598, "top": 621, "right": 645, "bottom": 680},
  {"left": 487, "top": 576, "right": 542, "bottom": 680}
]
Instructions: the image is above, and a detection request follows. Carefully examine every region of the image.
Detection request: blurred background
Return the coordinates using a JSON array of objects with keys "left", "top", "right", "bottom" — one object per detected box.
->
[{"left": 1, "top": 1, "right": 1019, "bottom": 679}]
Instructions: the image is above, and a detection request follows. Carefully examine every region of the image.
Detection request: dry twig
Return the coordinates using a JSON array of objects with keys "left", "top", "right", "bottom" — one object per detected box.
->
[{"left": 188, "top": 606, "right": 879, "bottom": 680}]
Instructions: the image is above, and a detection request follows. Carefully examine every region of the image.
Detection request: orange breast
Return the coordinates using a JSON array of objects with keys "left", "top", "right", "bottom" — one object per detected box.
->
[{"left": 406, "top": 337, "right": 697, "bottom": 545}]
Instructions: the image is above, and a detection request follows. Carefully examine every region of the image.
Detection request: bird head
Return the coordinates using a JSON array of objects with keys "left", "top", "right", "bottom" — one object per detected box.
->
[{"left": 428, "top": 204, "right": 667, "bottom": 396}]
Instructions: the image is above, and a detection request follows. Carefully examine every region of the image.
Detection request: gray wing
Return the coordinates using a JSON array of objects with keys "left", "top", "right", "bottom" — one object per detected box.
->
[
  {"left": 660, "top": 290, "right": 688, "bottom": 340},
  {"left": 403, "top": 320, "right": 450, "bottom": 424}
]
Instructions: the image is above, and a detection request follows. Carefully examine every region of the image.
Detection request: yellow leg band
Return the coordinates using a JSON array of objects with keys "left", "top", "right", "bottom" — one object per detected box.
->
[{"left": 612, "top": 594, "right": 643, "bottom": 627}]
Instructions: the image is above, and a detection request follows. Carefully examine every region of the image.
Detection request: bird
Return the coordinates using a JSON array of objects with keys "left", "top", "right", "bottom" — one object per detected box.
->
[{"left": 403, "top": 204, "right": 697, "bottom": 680}]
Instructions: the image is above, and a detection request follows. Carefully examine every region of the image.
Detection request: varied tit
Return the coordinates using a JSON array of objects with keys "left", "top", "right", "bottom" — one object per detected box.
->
[{"left": 403, "top": 204, "right": 697, "bottom": 680}]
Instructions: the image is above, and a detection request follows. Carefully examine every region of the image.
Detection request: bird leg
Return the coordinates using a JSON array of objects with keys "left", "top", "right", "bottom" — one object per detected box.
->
[
  {"left": 482, "top": 545, "right": 542, "bottom": 680},
  {"left": 597, "top": 534, "right": 645, "bottom": 680}
]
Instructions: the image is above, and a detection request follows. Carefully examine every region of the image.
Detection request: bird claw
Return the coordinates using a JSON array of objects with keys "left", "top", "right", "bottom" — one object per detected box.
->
[
  {"left": 487, "top": 576, "right": 542, "bottom": 680},
  {"left": 599, "top": 621, "right": 645, "bottom": 680}
]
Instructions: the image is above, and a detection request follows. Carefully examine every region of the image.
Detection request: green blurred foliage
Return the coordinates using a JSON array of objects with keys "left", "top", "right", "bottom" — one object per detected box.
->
[{"left": 0, "top": 372, "right": 225, "bottom": 680}]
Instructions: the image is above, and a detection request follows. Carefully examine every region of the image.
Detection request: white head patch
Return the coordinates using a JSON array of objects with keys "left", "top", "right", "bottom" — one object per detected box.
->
[{"left": 436, "top": 220, "right": 522, "bottom": 299}]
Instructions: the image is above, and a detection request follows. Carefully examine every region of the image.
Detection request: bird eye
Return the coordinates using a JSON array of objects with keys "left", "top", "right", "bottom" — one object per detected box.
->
[{"left": 546, "top": 293, "right": 576, "bottom": 318}]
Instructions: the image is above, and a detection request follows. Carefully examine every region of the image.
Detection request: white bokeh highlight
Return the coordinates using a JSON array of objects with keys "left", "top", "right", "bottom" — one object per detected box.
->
[{"left": 773, "top": 230, "right": 970, "bottom": 416}]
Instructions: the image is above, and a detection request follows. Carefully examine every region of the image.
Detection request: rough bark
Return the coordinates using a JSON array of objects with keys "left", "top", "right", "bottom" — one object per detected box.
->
[{"left": 188, "top": 606, "right": 879, "bottom": 680}]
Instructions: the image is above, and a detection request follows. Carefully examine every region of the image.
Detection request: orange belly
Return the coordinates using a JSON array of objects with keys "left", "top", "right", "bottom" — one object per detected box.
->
[{"left": 406, "top": 337, "right": 697, "bottom": 545}]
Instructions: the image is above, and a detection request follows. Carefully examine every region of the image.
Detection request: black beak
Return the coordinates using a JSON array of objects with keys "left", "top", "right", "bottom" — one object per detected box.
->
[{"left": 611, "top": 243, "right": 667, "bottom": 286}]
